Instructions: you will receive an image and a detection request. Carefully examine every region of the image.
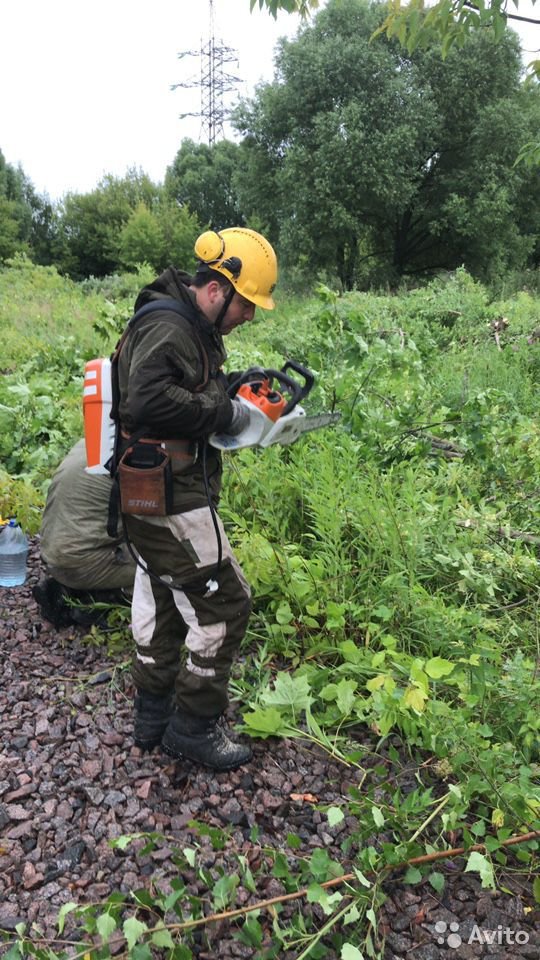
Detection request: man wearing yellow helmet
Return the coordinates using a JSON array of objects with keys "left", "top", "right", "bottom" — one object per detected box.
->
[{"left": 115, "top": 227, "right": 277, "bottom": 771}]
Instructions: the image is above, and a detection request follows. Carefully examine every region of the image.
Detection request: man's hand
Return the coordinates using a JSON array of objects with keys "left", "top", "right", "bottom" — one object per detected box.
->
[{"left": 227, "top": 399, "right": 251, "bottom": 436}]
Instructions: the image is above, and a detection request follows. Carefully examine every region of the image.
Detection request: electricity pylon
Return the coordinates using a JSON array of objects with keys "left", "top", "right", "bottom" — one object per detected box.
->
[{"left": 172, "top": 0, "right": 241, "bottom": 146}]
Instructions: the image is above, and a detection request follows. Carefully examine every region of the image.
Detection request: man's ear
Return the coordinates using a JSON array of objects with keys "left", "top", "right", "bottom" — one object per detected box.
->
[{"left": 206, "top": 279, "right": 225, "bottom": 304}]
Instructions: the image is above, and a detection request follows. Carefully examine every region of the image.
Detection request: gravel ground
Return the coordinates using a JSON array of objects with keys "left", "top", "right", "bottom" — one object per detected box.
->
[{"left": 0, "top": 539, "right": 538, "bottom": 958}]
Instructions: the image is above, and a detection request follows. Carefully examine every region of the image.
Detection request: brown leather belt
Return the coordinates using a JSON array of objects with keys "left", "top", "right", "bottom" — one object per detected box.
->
[{"left": 121, "top": 431, "right": 198, "bottom": 463}]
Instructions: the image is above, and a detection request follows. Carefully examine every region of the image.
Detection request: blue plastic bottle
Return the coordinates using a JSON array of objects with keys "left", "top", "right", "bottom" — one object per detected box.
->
[{"left": 0, "top": 519, "right": 29, "bottom": 586}]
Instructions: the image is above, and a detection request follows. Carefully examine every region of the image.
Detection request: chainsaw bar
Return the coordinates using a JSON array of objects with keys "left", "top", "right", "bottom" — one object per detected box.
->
[{"left": 295, "top": 412, "right": 341, "bottom": 434}]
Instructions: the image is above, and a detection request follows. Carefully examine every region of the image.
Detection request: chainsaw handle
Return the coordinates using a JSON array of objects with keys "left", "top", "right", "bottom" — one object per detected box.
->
[
  {"left": 227, "top": 362, "right": 316, "bottom": 415},
  {"left": 226, "top": 367, "right": 268, "bottom": 397},
  {"left": 265, "top": 364, "right": 313, "bottom": 415},
  {"left": 281, "top": 360, "right": 315, "bottom": 406}
]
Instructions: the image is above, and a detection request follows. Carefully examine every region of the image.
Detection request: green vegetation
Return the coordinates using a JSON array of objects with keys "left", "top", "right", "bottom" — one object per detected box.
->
[{"left": 1, "top": 260, "right": 538, "bottom": 957}]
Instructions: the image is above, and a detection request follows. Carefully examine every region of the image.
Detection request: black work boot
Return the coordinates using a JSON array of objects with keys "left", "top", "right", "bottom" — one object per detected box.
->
[
  {"left": 133, "top": 688, "right": 174, "bottom": 751},
  {"left": 32, "top": 577, "right": 77, "bottom": 629},
  {"left": 161, "top": 711, "right": 252, "bottom": 771}
]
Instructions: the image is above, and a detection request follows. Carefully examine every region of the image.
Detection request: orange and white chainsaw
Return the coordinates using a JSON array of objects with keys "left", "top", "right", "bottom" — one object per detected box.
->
[{"left": 210, "top": 361, "right": 340, "bottom": 451}]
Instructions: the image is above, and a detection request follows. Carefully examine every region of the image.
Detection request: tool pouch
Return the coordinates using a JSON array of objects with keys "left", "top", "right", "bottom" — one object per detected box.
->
[{"left": 118, "top": 442, "right": 174, "bottom": 516}]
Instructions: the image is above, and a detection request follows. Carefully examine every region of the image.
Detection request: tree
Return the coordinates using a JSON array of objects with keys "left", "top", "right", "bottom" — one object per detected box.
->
[
  {"left": 375, "top": 0, "right": 539, "bottom": 72},
  {"left": 156, "top": 200, "right": 201, "bottom": 269},
  {"left": 234, "top": 0, "right": 539, "bottom": 286},
  {"left": 250, "top": 0, "right": 318, "bottom": 15},
  {"left": 57, "top": 169, "right": 160, "bottom": 278},
  {"left": 119, "top": 200, "right": 201, "bottom": 272},
  {"left": 254, "top": 0, "right": 540, "bottom": 164},
  {"left": 119, "top": 202, "right": 165, "bottom": 270},
  {"left": 0, "top": 197, "right": 26, "bottom": 261},
  {"left": 0, "top": 150, "right": 33, "bottom": 261},
  {"left": 0, "top": 149, "right": 62, "bottom": 266},
  {"left": 165, "top": 139, "right": 246, "bottom": 229},
  {"left": 253, "top": 0, "right": 539, "bottom": 64}
]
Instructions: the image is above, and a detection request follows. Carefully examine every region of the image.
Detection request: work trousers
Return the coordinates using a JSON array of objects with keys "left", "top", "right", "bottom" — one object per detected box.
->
[{"left": 125, "top": 507, "right": 252, "bottom": 717}]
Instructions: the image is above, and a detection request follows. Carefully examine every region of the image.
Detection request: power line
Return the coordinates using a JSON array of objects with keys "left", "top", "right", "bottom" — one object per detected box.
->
[{"left": 171, "top": 0, "right": 241, "bottom": 146}]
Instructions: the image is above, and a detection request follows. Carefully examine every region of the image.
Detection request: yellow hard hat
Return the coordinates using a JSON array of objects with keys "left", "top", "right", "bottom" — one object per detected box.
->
[{"left": 194, "top": 227, "right": 277, "bottom": 310}]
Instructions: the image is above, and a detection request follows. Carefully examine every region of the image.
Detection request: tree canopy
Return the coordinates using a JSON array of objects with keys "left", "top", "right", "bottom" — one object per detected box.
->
[
  {"left": 233, "top": 0, "right": 539, "bottom": 286},
  {"left": 164, "top": 139, "right": 245, "bottom": 229},
  {"left": 0, "top": 0, "right": 538, "bottom": 288}
]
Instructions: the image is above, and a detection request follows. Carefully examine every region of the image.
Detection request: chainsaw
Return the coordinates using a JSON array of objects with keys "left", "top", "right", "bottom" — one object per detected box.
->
[{"left": 209, "top": 360, "right": 340, "bottom": 451}]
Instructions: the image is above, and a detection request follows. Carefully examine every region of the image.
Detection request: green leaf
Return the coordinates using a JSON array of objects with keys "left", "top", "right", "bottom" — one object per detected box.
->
[
  {"left": 110, "top": 833, "right": 138, "bottom": 851},
  {"left": 287, "top": 832, "right": 302, "bottom": 848},
  {"left": 403, "top": 685, "right": 428, "bottom": 713},
  {"left": 366, "top": 674, "right": 387, "bottom": 692},
  {"left": 131, "top": 945, "right": 153, "bottom": 960},
  {"left": 307, "top": 882, "right": 342, "bottom": 915},
  {"left": 425, "top": 657, "right": 455, "bottom": 679},
  {"left": 275, "top": 601, "right": 294, "bottom": 624},
  {"left": 465, "top": 851, "right": 496, "bottom": 890},
  {"left": 212, "top": 873, "right": 239, "bottom": 909},
  {"left": 341, "top": 944, "right": 365, "bottom": 960},
  {"left": 372, "top": 605, "right": 393, "bottom": 622},
  {"left": 96, "top": 912, "right": 117, "bottom": 941},
  {"left": 237, "top": 915, "right": 264, "bottom": 948},
  {"left": 343, "top": 903, "right": 361, "bottom": 924},
  {"left": 404, "top": 866, "right": 422, "bottom": 884},
  {"left": 336, "top": 678, "right": 357, "bottom": 715},
  {"left": 151, "top": 925, "right": 175, "bottom": 949},
  {"left": 371, "top": 805, "right": 385, "bottom": 828},
  {"left": 2, "top": 947, "right": 23, "bottom": 960},
  {"left": 428, "top": 871, "right": 445, "bottom": 893},
  {"left": 339, "top": 640, "right": 363, "bottom": 664},
  {"left": 123, "top": 916, "right": 148, "bottom": 951},
  {"left": 533, "top": 875, "right": 540, "bottom": 904},
  {"left": 183, "top": 847, "right": 197, "bottom": 867},
  {"left": 308, "top": 847, "right": 343, "bottom": 882},
  {"left": 320, "top": 682, "right": 339, "bottom": 701},
  {"left": 262, "top": 671, "right": 314, "bottom": 711},
  {"left": 57, "top": 901, "right": 78, "bottom": 934},
  {"left": 327, "top": 806, "right": 345, "bottom": 827},
  {"left": 242, "top": 706, "right": 289, "bottom": 738},
  {"left": 353, "top": 867, "right": 371, "bottom": 888}
]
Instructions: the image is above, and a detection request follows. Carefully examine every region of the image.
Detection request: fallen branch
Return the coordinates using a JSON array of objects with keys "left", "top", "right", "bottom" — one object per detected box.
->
[
  {"left": 4, "top": 830, "right": 538, "bottom": 960},
  {"left": 147, "top": 829, "right": 540, "bottom": 935}
]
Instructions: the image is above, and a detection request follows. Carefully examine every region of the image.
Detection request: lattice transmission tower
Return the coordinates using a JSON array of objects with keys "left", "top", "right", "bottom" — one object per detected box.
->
[{"left": 171, "top": 0, "right": 241, "bottom": 146}]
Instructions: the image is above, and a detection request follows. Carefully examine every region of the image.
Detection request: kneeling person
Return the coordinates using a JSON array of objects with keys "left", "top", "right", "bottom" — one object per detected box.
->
[{"left": 33, "top": 440, "right": 135, "bottom": 628}]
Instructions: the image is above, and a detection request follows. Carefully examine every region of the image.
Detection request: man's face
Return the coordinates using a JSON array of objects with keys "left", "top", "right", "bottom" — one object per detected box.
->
[{"left": 220, "top": 290, "right": 256, "bottom": 335}]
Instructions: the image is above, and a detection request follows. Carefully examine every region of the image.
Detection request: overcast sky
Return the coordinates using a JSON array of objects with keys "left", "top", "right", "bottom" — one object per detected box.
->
[{"left": 1, "top": 0, "right": 536, "bottom": 201}]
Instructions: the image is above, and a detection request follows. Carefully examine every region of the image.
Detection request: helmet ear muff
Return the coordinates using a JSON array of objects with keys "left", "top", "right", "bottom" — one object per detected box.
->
[
  {"left": 221, "top": 256, "right": 242, "bottom": 280},
  {"left": 194, "top": 230, "right": 225, "bottom": 264}
]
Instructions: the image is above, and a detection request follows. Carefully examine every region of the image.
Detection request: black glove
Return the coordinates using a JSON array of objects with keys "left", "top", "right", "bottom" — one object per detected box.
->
[{"left": 227, "top": 399, "right": 251, "bottom": 436}]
